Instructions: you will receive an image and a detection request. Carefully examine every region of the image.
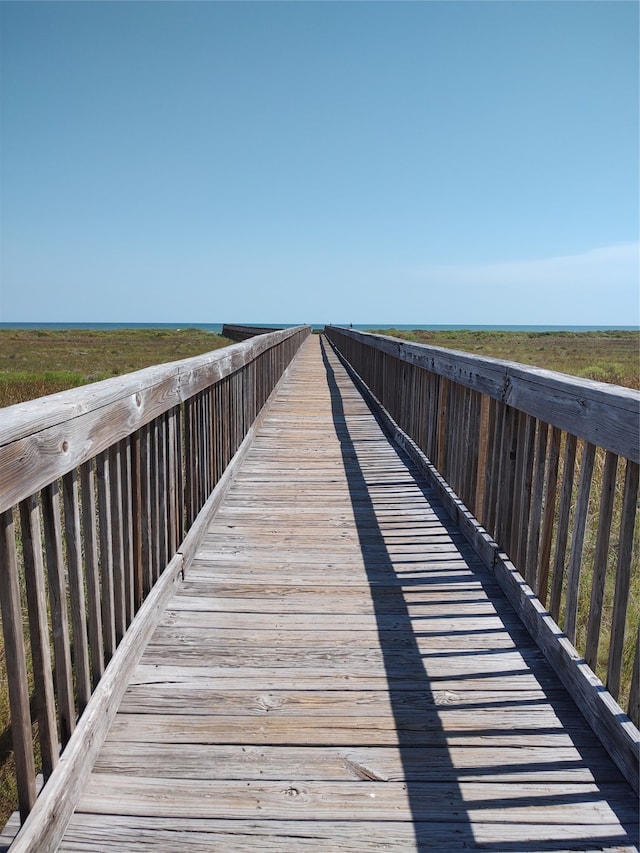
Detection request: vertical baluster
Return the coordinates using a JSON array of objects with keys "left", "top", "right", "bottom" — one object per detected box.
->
[
  {"left": 167, "top": 409, "right": 178, "bottom": 556},
  {"left": 417, "top": 368, "right": 428, "bottom": 456},
  {"left": 425, "top": 373, "right": 436, "bottom": 461},
  {"left": 538, "top": 426, "right": 561, "bottom": 606},
  {"left": 564, "top": 441, "right": 596, "bottom": 644},
  {"left": 80, "top": 460, "right": 104, "bottom": 686},
  {"left": 628, "top": 628, "right": 639, "bottom": 728},
  {"left": 108, "top": 444, "right": 126, "bottom": 642},
  {"left": 585, "top": 451, "right": 618, "bottom": 671},
  {"left": 184, "top": 398, "right": 195, "bottom": 529},
  {"left": 496, "top": 405, "right": 517, "bottom": 551},
  {"left": 198, "top": 391, "right": 206, "bottom": 507},
  {"left": 131, "top": 430, "right": 144, "bottom": 610},
  {"left": 549, "top": 433, "right": 577, "bottom": 622},
  {"left": 607, "top": 460, "right": 639, "bottom": 700},
  {"left": 223, "top": 376, "right": 231, "bottom": 471},
  {"left": 474, "top": 395, "right": 490, "bottom": 518},
  {"left": 61, "top": 470, "right": 91, "bottom": 711},
  {"left": 464, "top": 390, "right": 481, "bottom": 515},
  {"left": 212, "top": 384, "right": 219, "bottom": 489},
  {"left": 208, "top": 385, "right": 216, "bottom": 492},
  {"left": 150, "top": 418, "right": 161, "bottom": 581},
  {"left": 509, "top": 411, "right": 527, "bottom": 563},
  {"left": 19, "top": 496, "right": 58, "bottom": 780},
  {"left": 436, "top": 377, "right": 448, "bottom": 476},
  {"left": 120, "top": 438, "right": 135, "bottom": 625},
  {"left": 450, "top": 384, "right": 464, "bottom": 496},
  {"left": 140, "top": 423, "right": 153, "bottom": 595},
  {"left": 176, "top": 404, "right": 185, "bottom": 545},
  {"left": 0, "top": 510, "right": 37, "bottom": 820},
  {"left": 481, "top": 397, "right": 498, "bottom": 531},
  {"left": 96, "top": 452, "right": 116, "bottom": 660},
  {"left": 525, "top": 421, "right": 549, "bottom": 590},
  {"left": 158, "top": 413, "right": 169, "bottom": 570},
  {"left": 41, "top": 482, "right": 76, "bottom": 744},
  {"left": 488, "top": 401, "right": 506, "bottom": 539},
  {"left": 516, "top": 414, "right": 536, "bottom": 577}
]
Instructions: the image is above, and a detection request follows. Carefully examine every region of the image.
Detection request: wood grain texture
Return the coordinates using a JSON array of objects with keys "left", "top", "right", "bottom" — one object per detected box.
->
[{"left": 45, "top": 336, "right": 638, "bottom": 853}]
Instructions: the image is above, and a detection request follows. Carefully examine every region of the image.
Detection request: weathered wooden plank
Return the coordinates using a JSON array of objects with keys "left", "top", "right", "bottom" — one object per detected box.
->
[
  {"left": 92, "top": 741, "right": 625, "bottom": 783},
  {"left": 54, "top": 814, "right": 640, "bottom": 853},
  {"left": 115, "top": 685, "right": 579, "bottom": 718},
  {"left": 158, "top": 608, "right": 528, "bottom": 633},
  {"left": 128, "top": 662, "right": 561, "bottom": 693},
  {"left": 104, "top": 712, "right": 592, "bottom": 747},
  {"left": 147, "top": 624, "right": 527, "bottom": 650},
  {"left": 75, "top": 774, "right": 640, "bottom": 824}
]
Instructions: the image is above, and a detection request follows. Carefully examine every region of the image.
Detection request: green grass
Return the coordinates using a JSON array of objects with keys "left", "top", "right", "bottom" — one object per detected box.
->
[{"left": 0, "top": 328, "right": 233, "bottom": 407}]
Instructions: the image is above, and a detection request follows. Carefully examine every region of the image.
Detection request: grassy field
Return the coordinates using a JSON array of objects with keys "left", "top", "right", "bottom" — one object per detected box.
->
[
  {"left": 0, "top": 327, "right": 233, "bottom": 407},
  {"left": 367, "top": 329, "right": 639, "bottom": 389}
]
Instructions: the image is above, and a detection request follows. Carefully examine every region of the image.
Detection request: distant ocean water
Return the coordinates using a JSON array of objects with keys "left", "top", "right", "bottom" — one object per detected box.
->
[{"left": 0, "top": 322, "right": 638, "bottom": 333}]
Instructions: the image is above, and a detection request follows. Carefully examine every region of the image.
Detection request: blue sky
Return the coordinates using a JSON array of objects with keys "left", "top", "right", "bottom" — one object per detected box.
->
[{"left": 1, "top": 1, "right": 638, "bottom": 325}]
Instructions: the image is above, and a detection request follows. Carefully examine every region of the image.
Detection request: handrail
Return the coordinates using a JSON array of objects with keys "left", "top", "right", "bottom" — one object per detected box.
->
[
  {"left": 0, "top": 325, "right": 310, "bottom": 825},
  {"left": 325, "top": 327, "right": 640, "bottom": 733},
  {"left": 221, "top": 323, "right": 283, "bottom": 342}
]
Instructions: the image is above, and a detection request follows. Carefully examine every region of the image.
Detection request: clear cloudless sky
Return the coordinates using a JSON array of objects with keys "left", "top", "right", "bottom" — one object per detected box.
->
[{"left": 0, "top": 0, "right": 638, "bottom": 325}]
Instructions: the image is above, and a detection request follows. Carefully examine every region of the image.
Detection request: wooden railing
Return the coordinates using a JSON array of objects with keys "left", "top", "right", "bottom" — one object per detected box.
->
[
  {"left": 326, "top": 325, "right": 639, "bottom": 784},
  {"left": 221, "top": 323, "right": 283, "bottom": 342},
  {"left": 0, "top": 326, "right": 310, "bottom": 825}
]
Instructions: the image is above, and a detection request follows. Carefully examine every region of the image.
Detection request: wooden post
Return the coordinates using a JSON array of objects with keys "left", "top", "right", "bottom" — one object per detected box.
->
[{"left": 0, "top": 510, "right": 37, "bottom": 820}]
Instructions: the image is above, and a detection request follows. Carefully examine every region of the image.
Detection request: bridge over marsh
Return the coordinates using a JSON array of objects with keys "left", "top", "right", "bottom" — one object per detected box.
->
[{"left": 0, "top": 327, "right": 638, "bottom": 851}]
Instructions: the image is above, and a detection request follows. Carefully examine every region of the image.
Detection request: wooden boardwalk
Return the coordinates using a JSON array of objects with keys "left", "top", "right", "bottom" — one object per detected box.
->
[{"left": 56, "top": 336, "right": 638, "bottom": 851}]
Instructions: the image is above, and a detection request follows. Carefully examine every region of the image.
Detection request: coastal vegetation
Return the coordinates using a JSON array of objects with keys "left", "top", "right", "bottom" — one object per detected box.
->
[{"left": 0, "top": 328, "right": 233, "bottom": 407}]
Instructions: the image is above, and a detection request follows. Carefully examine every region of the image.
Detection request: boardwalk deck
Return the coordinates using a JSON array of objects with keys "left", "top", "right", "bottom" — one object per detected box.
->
[{"left": 56, "top": 336, "right": 638, "bottom": 851}]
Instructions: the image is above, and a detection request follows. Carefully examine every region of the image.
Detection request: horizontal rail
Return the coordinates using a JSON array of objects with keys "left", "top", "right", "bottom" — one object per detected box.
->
[
  {"left": 221, "top": 323, "right": 283, "bottom": 342},
  {"left": 0, "top": 326, "right": 310, "bottom": 826},
  {"left": 325, "top": 326, "right": 640, "bottom": 738}
]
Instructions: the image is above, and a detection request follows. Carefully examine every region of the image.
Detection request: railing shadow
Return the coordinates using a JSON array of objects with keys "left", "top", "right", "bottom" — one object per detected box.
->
[{"left": 319, "top": 336, "right": 639, "bottom": 852}]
